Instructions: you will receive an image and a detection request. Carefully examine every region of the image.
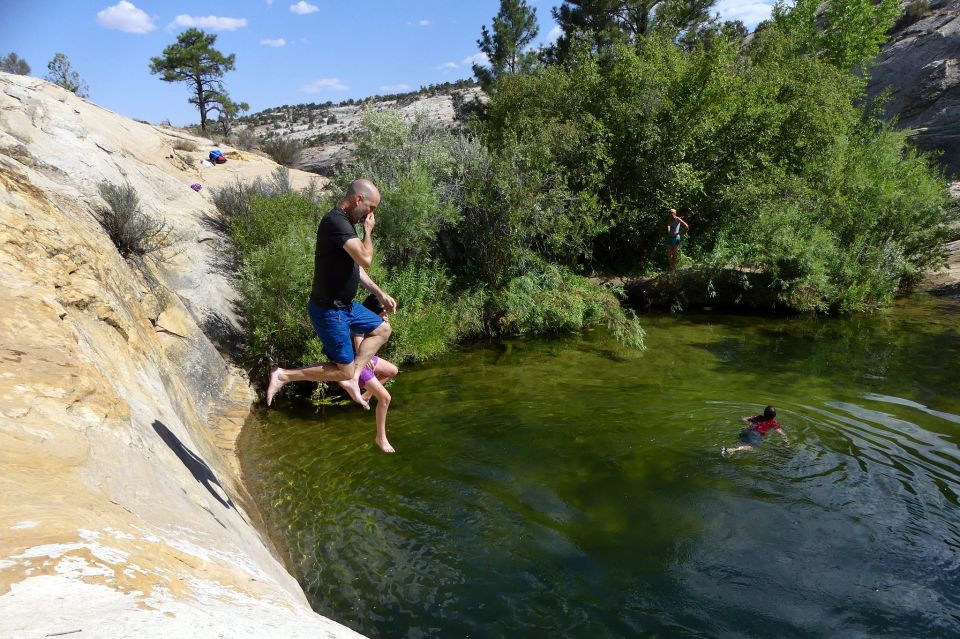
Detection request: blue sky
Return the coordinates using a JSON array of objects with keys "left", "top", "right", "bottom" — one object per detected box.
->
[{"left": 0, "top": 1, "right": 776, "bottom": 125}]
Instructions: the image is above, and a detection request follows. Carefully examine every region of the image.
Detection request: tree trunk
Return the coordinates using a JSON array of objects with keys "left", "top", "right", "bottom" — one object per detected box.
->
[{"left": 195, "top": 76, "right": 207, "bottom": 133}]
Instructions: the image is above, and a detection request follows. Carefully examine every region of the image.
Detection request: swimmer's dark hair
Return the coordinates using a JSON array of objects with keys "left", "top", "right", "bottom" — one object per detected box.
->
[
  {"left": 362, "top": 293, "right": 385, "bottom": 315},
  {"left": 764, "top": 405, "right": 777, "bottom": 420}
]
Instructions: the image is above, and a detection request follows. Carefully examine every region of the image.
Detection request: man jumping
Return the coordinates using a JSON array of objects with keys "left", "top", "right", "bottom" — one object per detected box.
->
[{"left": 266, "top": 179, "right": 396, "bottom": 409}]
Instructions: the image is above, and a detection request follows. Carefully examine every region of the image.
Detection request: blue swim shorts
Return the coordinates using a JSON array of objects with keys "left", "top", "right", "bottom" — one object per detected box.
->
[
  {"left": 738, "top": 429, "right": 763, "bottom": 446},
  {"left": 667, "top": 235, "right": 682, "bottom": 246},
  {"left": 308, "top": 300, "right": 384, "bottom": 364}
]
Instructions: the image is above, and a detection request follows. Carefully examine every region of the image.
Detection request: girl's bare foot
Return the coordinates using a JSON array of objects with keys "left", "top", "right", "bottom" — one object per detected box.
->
[
  {"left": 266, "top": 367, "right": 285, "bottom": 406},
  {"left": 376, "top": 436, "right": 395, "bottom": 453}
]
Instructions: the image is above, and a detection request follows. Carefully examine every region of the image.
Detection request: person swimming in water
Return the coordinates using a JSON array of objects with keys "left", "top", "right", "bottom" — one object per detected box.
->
[{"left": 722, "top": 405, "right": 789, "bottom": 456}]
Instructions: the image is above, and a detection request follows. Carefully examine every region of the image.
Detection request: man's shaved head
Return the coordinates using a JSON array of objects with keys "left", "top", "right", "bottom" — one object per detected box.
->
[
  {"left": 340, "top": 178, "right": 381, "bottom": 223},
  {"left": 345, "top": 179, "right": 380, "bottom": 203}
]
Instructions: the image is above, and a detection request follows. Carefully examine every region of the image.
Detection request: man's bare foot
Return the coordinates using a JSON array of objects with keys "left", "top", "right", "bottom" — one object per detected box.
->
[
  {"left": 266, "top": 367, "right": 285, "bottom": 406},
  {"left": 360, "top": 389, "right": 373, "bottom": 402},
  {"left": 339, "top": 377, "right": 370, "bottom": 410},
  {"left": 376, "top": 436, "right": 395, "bottom": 453}
]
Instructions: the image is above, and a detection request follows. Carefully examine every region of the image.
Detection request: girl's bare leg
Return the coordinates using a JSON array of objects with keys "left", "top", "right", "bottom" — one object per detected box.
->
[
  {"left": 668, "top": 245, "right": 678, "bottom": 270},
  {"left": 362, "top": 358, "right": 399, "bottom": 403},
  {"left": 365, "top": 378, "right": 394, "bottom": 453}
]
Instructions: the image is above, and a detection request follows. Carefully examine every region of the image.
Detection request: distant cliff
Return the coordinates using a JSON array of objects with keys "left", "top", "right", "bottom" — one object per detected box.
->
[{"left": 239, "top": 85, "right": 483, "bottom": 176}]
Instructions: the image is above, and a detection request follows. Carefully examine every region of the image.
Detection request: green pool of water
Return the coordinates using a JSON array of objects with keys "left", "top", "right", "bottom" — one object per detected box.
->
[{"left": 241, "top": 296, "right": 960, "bottom": 638}]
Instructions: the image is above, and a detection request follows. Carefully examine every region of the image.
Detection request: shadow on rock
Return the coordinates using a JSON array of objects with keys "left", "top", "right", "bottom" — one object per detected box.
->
[{"left": 152, "top": 419, "right": 236, "bottom": 511}]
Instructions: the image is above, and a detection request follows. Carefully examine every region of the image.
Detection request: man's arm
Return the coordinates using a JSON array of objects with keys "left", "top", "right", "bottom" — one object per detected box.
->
[
  {"left": 342, "top": 213, "right": 376, "bottom": 269},
  {"left": 342, "top": 237, "right": 373, "bottom": 269},
  {"left": 359, "top": 267, "right": 397, "bottom": 313},
  {"left": 775, "top": 427, "right": 789, "bottom": 443}
]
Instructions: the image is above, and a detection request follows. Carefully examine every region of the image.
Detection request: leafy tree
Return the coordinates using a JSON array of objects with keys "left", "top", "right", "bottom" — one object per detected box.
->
[
  {"left": 483, "top": 26, "right": 952, "bottom": 311},
  {"left": 149, "top": 28, "right": 238, "bottom": 133},
  {"left": 771, "top": 0, "right": 901, "bottom": 71},
  {"left": 547, "top": 0, "right": 719, "bottom": 60},
  {"left": 45, "top": 53, "right": 88, "bottom": 97},
  {"left": 208, "top": 90, "right": 249, "bottom": 135},
  {"left": 0, "top": 52, "right": 31, "bottom": 75},
  {"left": 474, "top": 0, "right": 540, "bottom": 90}
]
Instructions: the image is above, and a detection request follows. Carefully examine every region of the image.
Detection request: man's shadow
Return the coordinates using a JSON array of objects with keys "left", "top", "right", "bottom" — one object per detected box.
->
[{"left": 152, "top": 420, "right": 236, "bottom": 511}]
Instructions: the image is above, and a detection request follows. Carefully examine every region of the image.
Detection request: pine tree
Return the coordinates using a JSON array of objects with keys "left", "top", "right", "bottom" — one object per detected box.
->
[
  {"left": 473, "top": 0, "right": 540, "bottom": 90},
  {"left": 547, "top": 0, "right": 720, "bottom": 60},
  {"left": 0, "top": 52, "right": 31, "bottom": 75},
  {"left": 45, "top": 53, "right": 88, "bottom": 97},
  {"left": 149, "top": 28, "right": 238, "bottom": 133},
  {"left": 209, "top": 91, "right": 249, "bottom": 135}
]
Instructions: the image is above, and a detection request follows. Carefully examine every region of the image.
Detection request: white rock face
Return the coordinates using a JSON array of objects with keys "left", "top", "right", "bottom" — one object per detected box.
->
[
  {"left": 0, "top": 72, "right": 364, "bottom": 638},
  {"left": 868, "top": 0, "right": 960, "bottom": 174},
  {"left": 241, "top": 87, "right": 485, "bottom": 175}
]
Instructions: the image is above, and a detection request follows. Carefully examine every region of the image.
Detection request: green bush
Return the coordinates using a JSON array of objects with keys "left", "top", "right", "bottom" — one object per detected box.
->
[
  {"left": 172, "top": 138, "right": 197, "bottom": 151},
  {"left": 262, "top": 137, "right": 304, "bottom": 167},
  {"left": 211, "top": 168, "right": 305, "bottom": 228},
  {"left": 234, "top": 217, "right": 316, "bottom": 370},
  {"left": 97, "top": 181, "right": 176, "bottom": 263},
  {"left": 232, "top": 128, "right": 259, "bottom": 151},
  {"left": 491, "top": 263, "right": 644, "bottom": 349},
  {"left": 230, "top": 191, "right": 319, "bottom": 256},
  {"left": 372, "top": 261, "right": 482, "bottom": 363}
]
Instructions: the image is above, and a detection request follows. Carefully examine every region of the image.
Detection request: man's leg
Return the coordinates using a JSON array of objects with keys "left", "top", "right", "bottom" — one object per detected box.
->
[
  {"left": 352, "top": 321, "right": 392, "bottom": 381},
  {"left": 268, "top": 302, "right": 371, "bottom": 408},
  {"left": 267, "top": 361, "right": 366, "bottom": 407}
]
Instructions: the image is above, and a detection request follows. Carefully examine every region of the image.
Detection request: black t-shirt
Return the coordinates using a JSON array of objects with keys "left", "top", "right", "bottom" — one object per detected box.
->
[{"left": 310, "top": 207, "right": 359, "bottom": 308}]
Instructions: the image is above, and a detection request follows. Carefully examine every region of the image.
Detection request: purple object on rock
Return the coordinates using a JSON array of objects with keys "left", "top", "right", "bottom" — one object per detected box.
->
[{"left": 190, "top": 183, "right": 202, "bottom": 192}]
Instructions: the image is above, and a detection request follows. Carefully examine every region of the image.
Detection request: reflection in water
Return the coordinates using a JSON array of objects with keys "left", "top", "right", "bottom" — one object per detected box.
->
[{"left": 242, "top": 296, "right": 960, "bottom": 638}]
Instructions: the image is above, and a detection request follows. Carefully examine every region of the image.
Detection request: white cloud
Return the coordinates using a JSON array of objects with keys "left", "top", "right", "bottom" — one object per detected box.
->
[
  {"left": 436, "top": 62, "right": 457, "bottom": 71},
  {"left": 266, "top": 0, "right": 274, "bottom": 4},
  {"left": 290, "top": 1, "right": 319, "bottom": 15},
  {"left": 96, "top": 1, "right": 155, "bottom": 34},
  {"left": 715, "top": 0, "right": 775, "bottom": 28},
  {"left": 260, "top": 38, "right": 287, "bottom": 47},
  {"left": 301, "top": 78, "right": 349, "bottom": 93},
  {"left": 462, "top": 52, "right": 489, "bottom": 67},
  {"left": 172, "top": 14, "right": 248, "bottom": 31},
  {"left": 379, "top": 83, "right": 411, "bottom": 92},
  {"left": 418, "top": 19, "right": 431, "bottom": 26},
  {"left": 547, "top": 25, "right": 562, "bottom": 42}
]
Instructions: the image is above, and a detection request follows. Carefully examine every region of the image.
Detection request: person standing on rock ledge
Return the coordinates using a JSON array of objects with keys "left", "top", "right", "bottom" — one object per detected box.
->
[
  {"left": 266, "top": 178, "right": 396, "bottom": 410},
  {"left": 666, "top": 207, "right": 690, "bottom": 270}
]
